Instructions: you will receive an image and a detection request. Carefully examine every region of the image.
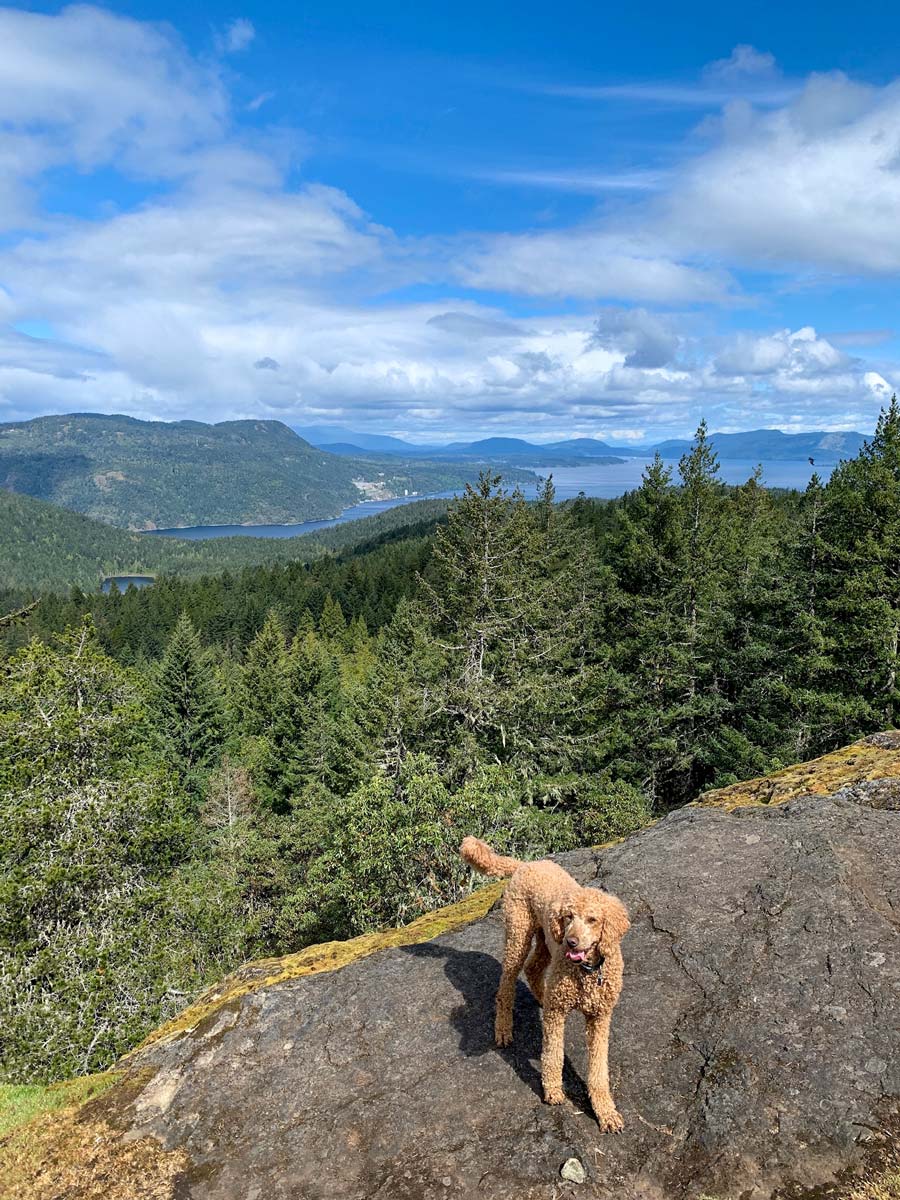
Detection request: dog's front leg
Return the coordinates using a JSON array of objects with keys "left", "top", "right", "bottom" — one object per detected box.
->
[
  {"left": 586, "top": 1013, "right": 623, "bottom": 1132},
  {"left": 540, "top": 1003, "right": 568, "bottom": 1105}
]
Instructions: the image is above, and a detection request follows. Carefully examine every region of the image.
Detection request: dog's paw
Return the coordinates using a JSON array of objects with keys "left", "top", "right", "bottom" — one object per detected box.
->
[
  {"left": 595, "top": 1107, "right": 624, "bottom": 1133},
  {"left": 543, "top": 1087, "right": 566, "bottom": 1106},
  {"left": 494, "top": 1016, "right": 513, "bottom": 1047}
]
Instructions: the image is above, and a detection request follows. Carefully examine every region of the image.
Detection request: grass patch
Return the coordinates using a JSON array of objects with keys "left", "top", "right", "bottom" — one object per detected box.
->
[
  {"left": 845, "top": 1168, "right": 900, "bottom": 1199},
  {"left": 0, "top": 1073, "right": 116, "bottom": 1138}
]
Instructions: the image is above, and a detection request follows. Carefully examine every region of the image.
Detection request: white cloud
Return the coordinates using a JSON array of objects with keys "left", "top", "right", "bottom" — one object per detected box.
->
[
  {"left": 469, "top": 167, "right": 666, "bottom": 194},
  {"left": 703, "top": 45, "right": 778, "bottom": 83},
  {"left": 714, "top": 327, "right": 846, "bottom": 378},
  {"left": 219, "top": 18, "right": 255, "bottom": 54},
  {"left": 590, "top": 308, "right": 681, "bottom": 368},
  {"left": 0, "top": 13, "right": 895, "bottom": 441},
  {"left": 457, "top": 230, "right": 732, "bottom": 303},
  {"left": 466, "top": 65, "right": 900, "bottom": 299},
  {"left": 543, "top": 46, "right": 794, "bottom": 108},
  {"left": 669, "top": 73, "right": 900, "bottom": 274},
  {"left": 0, "top": 6, "right": 227, "bottom": 202}
]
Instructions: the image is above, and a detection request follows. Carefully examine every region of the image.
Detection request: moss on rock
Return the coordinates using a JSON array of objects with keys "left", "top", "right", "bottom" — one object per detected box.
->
[
  {"left": 132, "top": 880, "right": 506, "bottom": 1054},
  {"left": 694, "top": 732, "right": 900, "bottom": 811}
]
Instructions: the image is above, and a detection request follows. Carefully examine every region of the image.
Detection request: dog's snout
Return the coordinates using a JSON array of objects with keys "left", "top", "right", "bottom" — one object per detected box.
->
[{"left": 566, "top": 937, "right": 579, "bottom": 948}]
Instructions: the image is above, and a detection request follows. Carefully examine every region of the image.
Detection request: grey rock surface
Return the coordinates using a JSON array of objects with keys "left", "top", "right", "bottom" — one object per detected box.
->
[{"left": 107, "top": 797, "right": 900, "bottom": 1199}]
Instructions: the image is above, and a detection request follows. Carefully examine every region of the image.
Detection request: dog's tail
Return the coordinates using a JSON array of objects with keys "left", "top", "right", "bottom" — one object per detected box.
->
[{"left": 460, "top": 836, "right": 521, "bottom": 878}]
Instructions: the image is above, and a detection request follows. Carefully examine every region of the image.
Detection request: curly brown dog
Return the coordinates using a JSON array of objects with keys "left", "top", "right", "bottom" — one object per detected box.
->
[{"left": 460, "top": 836, "right": 630, "bottom": 1131}]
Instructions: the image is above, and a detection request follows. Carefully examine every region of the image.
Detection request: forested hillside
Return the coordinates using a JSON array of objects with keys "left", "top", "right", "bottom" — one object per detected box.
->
[
  {"left": 0, "top": 486, "right": 448, "bottom": 592},
  {"left": 0, "top": 413, "right": 476, "bottom": 529},
  {"left": 4, "top": 402, "right": 900, "bottom": 1087}
]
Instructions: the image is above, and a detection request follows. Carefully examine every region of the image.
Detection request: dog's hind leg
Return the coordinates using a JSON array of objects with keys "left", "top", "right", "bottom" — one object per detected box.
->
[
  {"left": 495, "top": 907, "right": 533, "bottom": 1048},
  {"left": 524, "top": 930, "right": 551, "bottom": 1005}
]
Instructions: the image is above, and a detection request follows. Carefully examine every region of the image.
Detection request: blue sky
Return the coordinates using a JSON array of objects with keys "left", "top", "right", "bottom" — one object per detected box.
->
[{"left": 0, "top": 1, "right": 898, "bottom": 442}]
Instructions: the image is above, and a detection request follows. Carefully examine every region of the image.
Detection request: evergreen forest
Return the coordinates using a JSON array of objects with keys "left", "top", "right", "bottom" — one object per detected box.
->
[{"left": 5, "top": 403, "right": 900, "bottom": 1085}]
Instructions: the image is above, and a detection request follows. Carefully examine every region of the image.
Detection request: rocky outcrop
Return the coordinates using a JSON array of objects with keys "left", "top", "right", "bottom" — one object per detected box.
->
[{"left": 10, "top": 736, "right": 900, "bottom": 1199}]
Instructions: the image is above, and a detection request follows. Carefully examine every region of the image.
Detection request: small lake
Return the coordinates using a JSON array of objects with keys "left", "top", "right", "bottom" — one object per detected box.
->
[
  {"left": 101, "top": 574, "right": 156, "bottom": 594},
  {"left": 145, "top": 458, "right": 830, "bottom": 542}
]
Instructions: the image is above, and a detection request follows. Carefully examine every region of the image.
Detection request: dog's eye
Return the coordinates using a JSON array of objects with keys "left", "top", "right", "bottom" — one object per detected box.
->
[{"left": 587, "top": 916, "right": 597, "bottom": 925}]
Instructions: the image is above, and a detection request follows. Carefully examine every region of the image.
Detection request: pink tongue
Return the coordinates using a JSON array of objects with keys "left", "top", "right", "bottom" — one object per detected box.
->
[{"left": 566, "top": 950, "right": 586, "bottom": 962}]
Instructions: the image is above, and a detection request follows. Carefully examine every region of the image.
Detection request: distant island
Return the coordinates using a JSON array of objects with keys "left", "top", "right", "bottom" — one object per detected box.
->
[{"left": 296, "top": 424, "right": 869, "bottom": 463}]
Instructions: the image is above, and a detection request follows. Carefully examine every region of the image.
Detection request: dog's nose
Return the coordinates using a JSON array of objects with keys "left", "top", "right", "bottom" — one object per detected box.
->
[{"left": 566, "top": 937, "right": 578, "bottom": 948}]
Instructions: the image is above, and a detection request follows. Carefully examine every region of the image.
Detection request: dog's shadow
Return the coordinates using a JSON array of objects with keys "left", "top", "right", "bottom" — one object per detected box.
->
[{"left": 401, "top": 941, "right": 589, "bottom": 1107}]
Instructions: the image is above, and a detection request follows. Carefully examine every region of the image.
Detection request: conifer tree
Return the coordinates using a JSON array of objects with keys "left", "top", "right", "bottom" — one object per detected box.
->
[
  {"left": 819, "top": 396, "right": 900, "bottom": 729},
  {"left": 153, "top": 612, "right": 224, "bottom": 785},
  {"left": 319, "top": 593, "right": 348, "bottom": 644},
  {"left": 240, "top": 608, "right": 289, "bottom": 737},
  {"left": 604, "top": 455, "right": 687, "bottom": 803}
]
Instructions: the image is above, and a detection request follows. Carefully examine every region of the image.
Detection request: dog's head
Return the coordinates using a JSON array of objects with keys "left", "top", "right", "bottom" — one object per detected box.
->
[{"left": 551, "top": 888, "right": 630, "bottom": 969}]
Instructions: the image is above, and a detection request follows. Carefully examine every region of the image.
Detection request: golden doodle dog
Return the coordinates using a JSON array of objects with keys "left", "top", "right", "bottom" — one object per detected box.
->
[{"left": 460, "top": 836, "right": 630, "bottom": 1131}]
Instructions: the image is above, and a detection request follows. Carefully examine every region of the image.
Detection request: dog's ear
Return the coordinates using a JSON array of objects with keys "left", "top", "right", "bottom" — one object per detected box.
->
[
  {"left": 600, "top": 894, "right": 630, "bottom": 948},
  {"left": 550, "top": 907, "right": 571, "bottom": 944}
]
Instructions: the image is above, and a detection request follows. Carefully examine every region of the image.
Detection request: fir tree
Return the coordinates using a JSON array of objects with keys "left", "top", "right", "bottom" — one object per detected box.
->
[
  {"left": 153, "top": 612, "right": 224, "bottom": 786},
  {"left": 820, "top": 397, "right": 900, "bottom": 728},
  {"left": 319, "top": 593, "right": 348, "bottom": 644},
  {"left": 240, "top": 608, "right": 289, "bottom": 737}
]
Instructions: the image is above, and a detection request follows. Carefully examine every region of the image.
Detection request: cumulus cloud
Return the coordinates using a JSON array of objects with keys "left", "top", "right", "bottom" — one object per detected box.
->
[
  {"left": 466, "top": 61, "right": 900, "bottom": 300},
  {"left": 668, "top": 73, "right": 900, "bottom": 274},
  {"left": 590, "top": 308, "right": 681, "bottom": 368},
  {"left": 714, "top": 327, "right": 847, "bottom": 378}
]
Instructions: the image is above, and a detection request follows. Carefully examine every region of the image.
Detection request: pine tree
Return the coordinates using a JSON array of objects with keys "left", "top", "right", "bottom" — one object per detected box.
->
[
  {"left": 819, "top": 397, "right": 900, "bottom": 729},
  {"left": 240, "top": 608, "right": 289, "bottom": 737},
  {"left": 319, "top": 593, "right": 347, "bottom": 644},
  {"left": 153, "top": 612, "right": 224, "bottom": 785},
  {"left": 604, "top": 455, "right": 688, "bottom": 804}
]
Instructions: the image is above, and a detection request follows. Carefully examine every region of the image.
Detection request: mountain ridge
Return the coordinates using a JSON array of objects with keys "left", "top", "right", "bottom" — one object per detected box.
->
[
  {"left": 298, "top": 424, "right": 871, "bottom": 462},
  {"left": 0, "top": 414, "right": 471, "bottom": 531}
]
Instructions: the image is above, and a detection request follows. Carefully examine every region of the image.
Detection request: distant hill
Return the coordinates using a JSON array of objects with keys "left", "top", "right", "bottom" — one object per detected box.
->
[
  {"left": 292, "top": 425, "right": 437, "bottom": 455},
  {"left": 300, "top": 425, "right": 871, "bottom": 464},
  {"left": 317, "top": 442, "right": 371, "bottom": 456},
  {"left": 312, "top": 432, "right": 627, "bottom": 462},
  {"left": 0, "top": 414, "right": 472, "bottom": 530},
  {"left": 650, "top": 428, "right": 868, "bottom": 462},
  {"left": 0, "top": 488, "right": 451, "bottom": 593}
]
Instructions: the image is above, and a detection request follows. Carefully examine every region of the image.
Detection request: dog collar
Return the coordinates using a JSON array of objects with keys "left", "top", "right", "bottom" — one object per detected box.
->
[{"left": 579, "top": 960, "right": 604, "bottom": 982}]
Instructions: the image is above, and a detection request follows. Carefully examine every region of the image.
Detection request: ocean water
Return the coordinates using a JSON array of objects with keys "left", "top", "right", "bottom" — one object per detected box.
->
[{"left": 146, "top": 457, "right": 827, "bottom": 542}]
